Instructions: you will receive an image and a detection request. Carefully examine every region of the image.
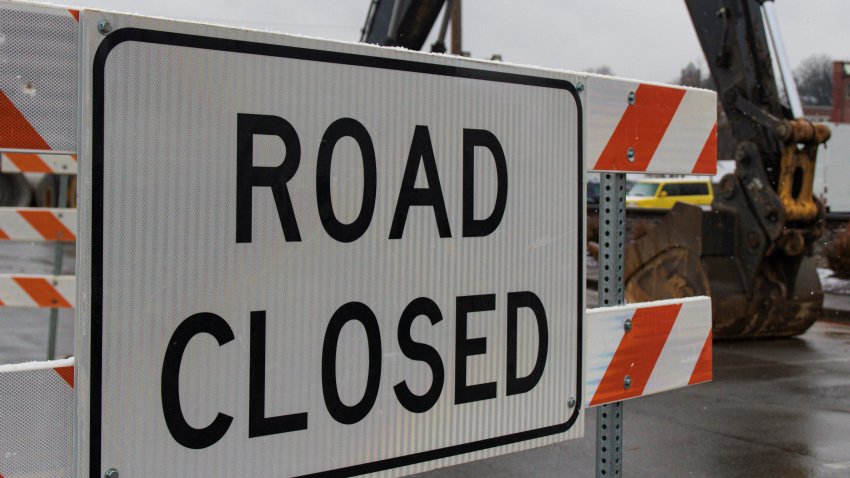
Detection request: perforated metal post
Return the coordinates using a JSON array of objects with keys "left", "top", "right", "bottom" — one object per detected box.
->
[
  {"left": 46, "top": 174, "right": 69, "bottom": 359},
  {"left": 596, "top": 172, "right": 626, "bottom": 477}
]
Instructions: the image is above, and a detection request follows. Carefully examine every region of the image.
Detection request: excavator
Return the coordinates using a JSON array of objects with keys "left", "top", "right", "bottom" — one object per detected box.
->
[
  {"left": 627, "top": 0, "right": 830, "bottom": 338},
  {"left": 361, "top": 0, "right": 831, "bottom": 338}
]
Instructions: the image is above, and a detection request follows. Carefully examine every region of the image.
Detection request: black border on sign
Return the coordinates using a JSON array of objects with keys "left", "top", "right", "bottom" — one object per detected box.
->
[{"left": 91, "top": 27, "right": 584, "bottom": 478}]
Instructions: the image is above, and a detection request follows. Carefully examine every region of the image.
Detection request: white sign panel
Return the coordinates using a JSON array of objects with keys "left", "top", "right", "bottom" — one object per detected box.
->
[{"left": 76, "top": 11, "right": 583, "bottom": 477}]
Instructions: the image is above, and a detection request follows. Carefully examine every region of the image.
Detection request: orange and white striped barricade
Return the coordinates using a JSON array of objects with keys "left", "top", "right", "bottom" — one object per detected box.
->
[
  {"left": 586, "top": 77, "right": 717, "bottom": 175},
  {"left": 0, "top": 152, "right": 77, "bottom": 175},
  {"left": 581, "top": 72, "right": 716, "bottom": 475},
  {"left": 0, "top": 208, "right": 76, "bottom": 242},
  {"left": 586, "top": 297, "right": 712, "bottom": 407},
  {"left": 0, "top": 274, "right": 75, "bottom": 309},
  {"left": 0, "top": 358, "right": 74, "bottom": 478}
]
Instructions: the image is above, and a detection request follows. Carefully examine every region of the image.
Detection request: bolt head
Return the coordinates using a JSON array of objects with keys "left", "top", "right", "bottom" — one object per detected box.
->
[
  {"left": 746, "top": 231, "right": 761, "bottom": 250},
  {"left": 97, "top": 20, "right": 112, "bottom": 35},
  {"left": 576, "top": 82, "right": 585, "bottom": 92},
  {"left": 626, "top": 147, "right": 635, "bottom": 162},
  {"left": 627, "top": 91, "right": 636, "bottom": 105},
  {"left": 104, "top": 468, "right": 119, "bottom": 478},
  {"left": 623, "top": 318, "right": 632, "bottom": 332},
  {"left": 624, "top": 375, "right": 632, "bottom": 390},
  {"left": 568, "top": 397, "right": 576, "bottom": 408}
]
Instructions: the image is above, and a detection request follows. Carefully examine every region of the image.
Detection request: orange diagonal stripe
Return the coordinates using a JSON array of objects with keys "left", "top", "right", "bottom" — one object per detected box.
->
[
  {"left": 691, "top": 122, "right": 718, "bottom": 174},
  {"left": 12, "top": 277, "right": 72, "bottom": 308},
  {"left": 593, "top": 84, "right": 686, "bottom": 172},
  {"left": 18, "top": 210, "right": 75, "bottom": 241},
  {"left": 589, "top": 303, "right": 682, "bottom": 406},
  {"left": 4, "top": 152, "right": 52, "bottom": 173},
  {"left": 0, "top": 90, "right": 50, "bottom": 150},
  {"left": 68, "top": 9, "right": 80, "bottom": 21},
  {"left": 55, "top": 365, "right": 74, "bottom": 388},
  {"left": 0, "top": 228, "right": 8, "bottom": 240},
  {"left": 688, "top": 331, "right": 713, "bottom": 384}
]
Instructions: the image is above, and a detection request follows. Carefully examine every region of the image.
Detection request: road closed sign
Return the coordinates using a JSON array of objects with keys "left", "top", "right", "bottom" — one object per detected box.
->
[{"left": 75, "top": 11, "right": 583, "bottom": 477}]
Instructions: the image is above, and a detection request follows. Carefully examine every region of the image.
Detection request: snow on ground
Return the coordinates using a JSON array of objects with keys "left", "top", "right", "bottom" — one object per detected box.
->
[{"left": 817, "top": 267, "right": 850, "bottom": 295}]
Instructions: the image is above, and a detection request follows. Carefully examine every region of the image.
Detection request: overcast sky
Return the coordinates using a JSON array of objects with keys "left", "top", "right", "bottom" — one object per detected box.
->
[{"left": 33, "top": 0, "right": 849, "bottom": 83}]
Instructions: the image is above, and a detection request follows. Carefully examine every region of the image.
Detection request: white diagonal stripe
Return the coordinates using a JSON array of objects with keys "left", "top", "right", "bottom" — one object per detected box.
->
[
  {"left": 584, "top": 305, "right": 630, "bottom": 406},
  {"left": 643, "top": 297, "right": 712, "bottom": 395},
  {"left": 0, "top": 275, "right": 38, "bottom": 307},
  {"left": 586, "top": 76, "right": 636, "bottom": 169},
  {"left": 649, "top": 89, "right": 717, "bottom": 175}
]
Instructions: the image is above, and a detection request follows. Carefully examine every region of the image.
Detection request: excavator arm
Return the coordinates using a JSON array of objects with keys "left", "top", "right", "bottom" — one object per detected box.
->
[
  {"left": 625, "top": 0, "right": 830, "bottom": 337},
  {"left": 361, "top": 0, "right": 445, "bottom": 49}
]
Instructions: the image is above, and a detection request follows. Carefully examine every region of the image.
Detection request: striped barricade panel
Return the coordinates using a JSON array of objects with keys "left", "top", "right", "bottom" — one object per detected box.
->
[
  {"left": 0, "top": 2, "right": 78, "bottom": 154},
  {"left": 586, "top": 76, "right": 717, "bottom": 175},
  {"left": 586, "top": 296, "right": 712, "bottom": 407},
  {"left": 0, "top": 208, "right": 76, "bottom": 241},
  {"left": 0, "top": 152, "right": 77, "bottom": 174},
  {"left": 0, "top": 274, "right": 75, "bottom": 308},
  {"left": 0, "top": 358, "right": 74, "bottom": 478}
]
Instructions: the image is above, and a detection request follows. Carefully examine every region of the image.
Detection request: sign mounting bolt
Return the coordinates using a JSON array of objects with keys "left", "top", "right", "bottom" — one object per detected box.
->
[
  {"left": 624, "top": 318, "right": 632, "bottom": 332},
  {"left": 568, "top": 397, "right": 576, "bottom": 408},
  {"left": 627, "top": 147, "right": 635, "bottom": 162},
  {"left": 628, "top": 91, "right": 636, "bottom": 105},
  {"left": 576, "top": 82, "right": 584, "bottom": 92},
  {"left": 624, "top": 375, "right": 632, "bottom": 390},
  {"left": 97, "top": 20, "right": 112, "bottom": 35},
  {"left": 104, "top": 468, "right": 119, "bottom": 478}
]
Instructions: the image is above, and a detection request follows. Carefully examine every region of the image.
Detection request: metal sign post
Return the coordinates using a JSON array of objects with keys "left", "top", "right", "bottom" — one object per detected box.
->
[
  {"left": 596, "top": 171, "right": 627, "bottom": 477},
  {"left": 46, "top": 174, "right": 69, "bottom": 360}
]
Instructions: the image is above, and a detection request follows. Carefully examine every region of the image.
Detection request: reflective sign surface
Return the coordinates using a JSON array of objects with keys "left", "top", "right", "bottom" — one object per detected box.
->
[{"left": 77, "top": 11, "right": 583, "bottom": 477}]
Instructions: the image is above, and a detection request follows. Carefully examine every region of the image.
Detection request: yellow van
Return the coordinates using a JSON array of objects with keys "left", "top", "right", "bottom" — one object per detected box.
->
[{"left": 626, "top": 178, "right": 713, "bottom": 209}]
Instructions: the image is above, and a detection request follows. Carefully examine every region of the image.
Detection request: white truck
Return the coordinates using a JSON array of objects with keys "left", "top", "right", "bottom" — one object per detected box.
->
[{"left": 814, "top": 123, "right": 850, "bottom": 214}]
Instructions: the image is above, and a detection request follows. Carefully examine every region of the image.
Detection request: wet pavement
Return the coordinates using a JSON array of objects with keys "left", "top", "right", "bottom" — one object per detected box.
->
[{"left": 1, "top": 247, "right": 849, "bottom": 477}]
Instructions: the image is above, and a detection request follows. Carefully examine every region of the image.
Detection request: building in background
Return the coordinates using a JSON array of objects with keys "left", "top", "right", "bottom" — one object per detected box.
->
[
  {"left": 831, "top": 61, "right": 850, "bottom": 123},
  {"left": 802, "top": 61, "right": 849, "bottom": 123}
]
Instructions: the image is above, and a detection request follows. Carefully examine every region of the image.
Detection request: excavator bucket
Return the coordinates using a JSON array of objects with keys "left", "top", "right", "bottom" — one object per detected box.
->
[
  {"left": 624, "top": 202, "right": 823, "bottom": 338},
  {"left": 626, "top": 119, "right": 830, "bottom": 339}
]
